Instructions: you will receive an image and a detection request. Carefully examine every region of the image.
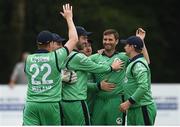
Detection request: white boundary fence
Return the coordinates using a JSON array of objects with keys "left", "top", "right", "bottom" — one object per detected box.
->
[{"left": 0, "top": 84, "right": 180, "bottom": 125}]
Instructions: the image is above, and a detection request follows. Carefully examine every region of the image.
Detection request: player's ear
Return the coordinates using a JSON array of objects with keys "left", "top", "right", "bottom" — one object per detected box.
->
[
  {"left": 49, "top": 41, "right": 54, "bottom": 51},
  {"left": 115, "top": 39, "right": 119, "bottom": 44}
]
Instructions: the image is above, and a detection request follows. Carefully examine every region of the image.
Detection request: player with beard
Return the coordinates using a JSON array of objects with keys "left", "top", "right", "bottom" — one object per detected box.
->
[
  {"left": 89, "top": 28, "right": 150, "bottom": 125},
  {"left": 60, "top": 26, "right": 123, "bottom": 125}
]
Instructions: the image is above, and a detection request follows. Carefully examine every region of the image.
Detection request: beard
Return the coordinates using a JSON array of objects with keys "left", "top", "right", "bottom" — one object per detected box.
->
[
  {"left": 104, "top": 44, "right": 115, "bottom": 51},
  {"left": 77, "top": 42, "right": 85, "bottom": 50}
]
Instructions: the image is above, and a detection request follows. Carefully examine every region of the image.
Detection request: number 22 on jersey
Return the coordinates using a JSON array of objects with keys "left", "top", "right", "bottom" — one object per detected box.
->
[{"left": 30, "top": 63, "right": 53, "bottom": 85}]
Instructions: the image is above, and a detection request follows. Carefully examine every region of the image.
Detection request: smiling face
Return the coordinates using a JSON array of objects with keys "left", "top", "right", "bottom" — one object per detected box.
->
[
  {"left": 102, "top": 29, "right": 119, "bottom": 52},
  {"left": 103, "top": 34, "right": 118, "bottom": 51}
]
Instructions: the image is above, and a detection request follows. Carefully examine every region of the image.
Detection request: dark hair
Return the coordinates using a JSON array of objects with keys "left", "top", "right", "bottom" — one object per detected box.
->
[
  {"left": 103, "top": 29, "right": 119, "bottom": 40},
  {"left": 134, "top": 48, "right": 142, "bottom": 53},
  {"left": 37, "top": 42, "right": 51, "bottom": 49}
]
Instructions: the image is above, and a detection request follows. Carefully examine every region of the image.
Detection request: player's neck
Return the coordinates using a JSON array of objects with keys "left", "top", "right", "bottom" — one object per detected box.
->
[
  {"left": 104, "top": 49, "right": 116, "bottom": 57},
  {"left": 74, "top": 47, "right": 79, "bottom": 51},
  {"left": 129, "top": 52, "right": 139, "bottom": 59}
]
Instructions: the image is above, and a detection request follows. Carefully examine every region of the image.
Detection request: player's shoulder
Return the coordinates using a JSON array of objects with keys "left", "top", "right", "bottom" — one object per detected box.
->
[
  {"left": 56, "top": 47, "right": 68, "bottom": 54},
  {"left": 68, "top": 51, "right": 87, "bottom": 61},
  {"left": 89, "top": 53, "right": 103, "bottom": 61},
  {"left": 76, "top": 52, "right": 87, "bottom": 58},
  {"left": 133, "top": 60, "right": 148, "bottom": 72},
  {"left": 117, "top": 52, "right": 129, "bottom": 61},
  {"left": 89, "top": 53, "right": 100, "bottom": 58},
  {"left": 118, "top": 52, "right": 128, "bottom": 57}
]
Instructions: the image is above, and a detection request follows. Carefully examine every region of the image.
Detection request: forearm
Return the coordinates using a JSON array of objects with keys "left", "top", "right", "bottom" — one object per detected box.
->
[
  {"left": 87, "top": 82, "right": 99, "bottom": 92},
  {"left": 129, "top": 71, "right": 149, "bottom": 104},
  {"left": 142, "top": 42, "right": 150, "bottom": 64},
  {"left": 64, "top": 18, "right": 78, "bottom": 52},
  {"left": 130, "top": 86, "right": 147, "bottom": 104},
  {"left": 60, "top": 4, "right": 78, "bottom": 53}
]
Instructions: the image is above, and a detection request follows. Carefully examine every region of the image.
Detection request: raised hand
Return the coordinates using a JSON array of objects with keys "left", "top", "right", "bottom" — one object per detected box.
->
[
  {"left": 60, "top": 3, "right": 73, "bottom": 20},
  {"left": 60, "top": 3, "right": 78, "bottom": 53},
  {"left": 136, "top": 28, "right": 146, "bottom": 41}
]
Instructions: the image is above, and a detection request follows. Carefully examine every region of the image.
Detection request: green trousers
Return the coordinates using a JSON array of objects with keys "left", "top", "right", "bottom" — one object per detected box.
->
[
  {"left": 127, "top": 103, "right": 157, "bottom": 125},
  {"left": 91, "top": 95, "right": 125, "bottom": 125},
  {"left": 23, "top": 102, "right": 62, "bottom": 125},
  {"left": 61, "top": 100, "right": 91, "bottom": 125}
]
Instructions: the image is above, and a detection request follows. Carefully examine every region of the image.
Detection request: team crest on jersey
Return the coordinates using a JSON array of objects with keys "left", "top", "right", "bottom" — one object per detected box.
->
[
  {"left": 114, "top": 58, "right": 121, "bottom": 62},
  {"left": 113, "top": 58, "right": 122, "bottom": 72},
  {"left": 116, "top": 117, "right": 122, "bottom": 125}
]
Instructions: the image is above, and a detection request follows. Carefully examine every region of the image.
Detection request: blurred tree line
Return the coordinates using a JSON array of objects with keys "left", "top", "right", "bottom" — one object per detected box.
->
[{"left": 0, "top": 0, "right": 179, "bottom": 84}]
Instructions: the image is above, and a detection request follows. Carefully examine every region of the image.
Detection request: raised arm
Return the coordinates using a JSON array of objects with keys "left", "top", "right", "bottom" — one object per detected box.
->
[
  {"left": 60, "top": 3, "right": 78, "bottom": 53},
  {"left": 136, "top": 28, "right": 150, "bottom": 64}
]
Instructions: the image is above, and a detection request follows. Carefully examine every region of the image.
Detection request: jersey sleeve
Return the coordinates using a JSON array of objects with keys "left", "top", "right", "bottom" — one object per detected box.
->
[
  {"left": 89, "top": 53, "right": 99, "bottom": 61},
  {"left": 87, "top": 82, "right": 99, "bottom": 92},
  {"left": 130, "top": 62, "right": 149, "bottom": 104},
  {"left": 55, "top": 47, "right": 69, "bottom": 68},
  {"left": 68, "top": 53, "right": 111, "bottom": 73}
]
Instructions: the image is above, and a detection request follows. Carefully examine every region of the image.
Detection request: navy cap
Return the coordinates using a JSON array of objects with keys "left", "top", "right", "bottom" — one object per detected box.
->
[
  {"left": 52, "top": 33, "right": 66, "bottom": 43},
  {"left": 76, "top": 26, "right": 92, "bottom": 36},
  {"left": 36, "top": 30, "right": 53, "bottom": 44},
  {"left": 121, "top": 36, "right": 144, "bottom": 50}
]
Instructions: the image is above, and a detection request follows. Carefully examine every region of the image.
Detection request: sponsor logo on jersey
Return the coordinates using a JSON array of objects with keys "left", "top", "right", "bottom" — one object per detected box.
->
[
  {"left": 31, "top": 57, "right": 49, "bottom": 62},
  {"left": 32, "top": 85, "right": 52, "bottom": 92}
]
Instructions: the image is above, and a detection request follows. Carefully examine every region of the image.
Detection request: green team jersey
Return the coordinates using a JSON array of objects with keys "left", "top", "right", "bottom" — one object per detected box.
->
[
  {"left": 62, "top": 50, "right": 112, "bottom": 100},
  {"left": 124, "top": 54, "right": 154, "bottom": 108},
  {"left": 86, "top": 73, "right": 98, "bottom": 113},
  {"left": 87, "top": 73, "right": 98, "bottom": 92},
  {"left": 25, "top": 48, "right": 68, "bottom": 102},
  {"left": 89, "top": 51, "right": 129, "bottom": 97}
]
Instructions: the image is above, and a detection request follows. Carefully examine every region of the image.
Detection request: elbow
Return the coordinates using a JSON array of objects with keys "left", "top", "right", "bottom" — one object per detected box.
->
[
  {"left": 68, "top": 37, "right": 78, "bottom": 45},
  {"left": 74, "top": 37, "right": 78, "bottom": 43},
  {"left": 71, "top": 35, "right": 78, "bottom": 43}
]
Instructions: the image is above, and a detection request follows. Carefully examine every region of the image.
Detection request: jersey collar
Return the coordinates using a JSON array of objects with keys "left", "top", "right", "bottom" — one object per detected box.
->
[
  {"left": 102, "top": 50, "right": 119, "bottom": 58},
  {"left": 34, "top": 49, "right": 49, "bottom": 54},
  {"left": 129, "top": 53, "right": 143, "bottom": 63},
  {"left": 73, "top": 49, "right": 80, "bottom": 53}
]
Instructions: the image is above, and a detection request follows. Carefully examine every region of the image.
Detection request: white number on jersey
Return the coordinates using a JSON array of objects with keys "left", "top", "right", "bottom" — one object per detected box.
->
[{"left": 30, "top": 63, "right": 53, "bottom": 85}]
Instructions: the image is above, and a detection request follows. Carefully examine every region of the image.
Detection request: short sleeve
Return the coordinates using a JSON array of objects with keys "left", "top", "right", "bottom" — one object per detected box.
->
[{"left": 55, "top": 47, "right": 69, "bottom": 68}]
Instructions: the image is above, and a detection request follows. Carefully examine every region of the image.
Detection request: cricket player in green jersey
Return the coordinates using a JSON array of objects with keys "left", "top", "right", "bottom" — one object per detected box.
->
[
  {"left": 89, "top": 29, "right": 128, "bottom": 125},
  {"left": 120, "top": 35, "right": 157, "bottom": 125},
  {"left": 61, "top": 26, "right": 123, "bottom": 125},
  {"left": 23, "top": 4, "right": 78, "bottom": 125},
  {"left": 80, "top": 39, "right": 98, "bottom": 118},
  {"left": 89, "top": 28, "right": 150, "bottom": 125},
  {"left": 52, "top": 33, "right": 78, "bottom": 85}
]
